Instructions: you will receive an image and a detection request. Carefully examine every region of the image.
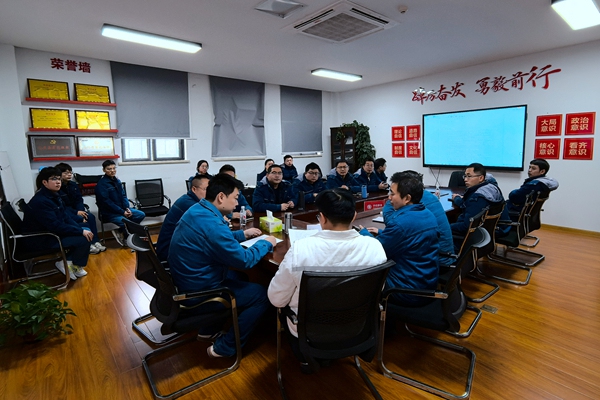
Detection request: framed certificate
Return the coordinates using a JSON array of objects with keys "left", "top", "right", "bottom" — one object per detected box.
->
[
  {"left": 74, "top": 83, "right": 111, "bottom": 103},
  {"left": 75, "top": 110, "right": 111, "bottom": 130},
  {"left": 27, "top": 79, "right": 70, "bottom": 100},
  {"left": 77, "top": 136, "right": 115, "bottom": 157},
  {"left": 30, "top": 108, "right": 71, "bottom": 129},
  {"left": 29, "top": 136, "right": 76, "bottom": 158}
]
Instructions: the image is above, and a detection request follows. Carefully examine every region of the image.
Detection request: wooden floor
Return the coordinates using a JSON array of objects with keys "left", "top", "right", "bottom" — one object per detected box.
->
[{"left": 1, "top": 226, "right": 599, "bottom": 400}]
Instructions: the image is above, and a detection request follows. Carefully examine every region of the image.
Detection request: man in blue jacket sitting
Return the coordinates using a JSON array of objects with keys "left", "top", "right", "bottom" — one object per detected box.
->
[
  {"left": 326, "top": 159, "right": 361, "bottom": 194},
  {"left": 507, "top": 158, "right": 559, "bottom": 215},
  {"left": 219, "top": 164, "right": 253, "bottom": 220},
  {"left": 253, "top": 165, "right": 295, "bottom": 212},
  {"left": 95, "top": 160, "right": 145, "bottom": 246},
  {"left": 360, "top": 173, "right": 439, "bottom": 306},
  {"left": 169, "top": 173, "right": 278, "bottom": 358},
  {"left": 354, "top": 157, "right": 388, "bottom": 193},
  {"left": 293, "top": 162, "right": 326, "bottom": 205},
  {"left": 155, "top": 174, "right": 209, "bottom": 262}
]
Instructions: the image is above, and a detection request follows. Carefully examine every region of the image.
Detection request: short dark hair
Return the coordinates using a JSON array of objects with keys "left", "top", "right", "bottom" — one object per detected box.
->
[
  {"left": 467, "top": 163, "right": 486, "bottom": 177},
  {"left": 374, "top": 158, "right": 387, "bottom": 170},
  {"left": 191, "top": 174, "right": 210, "bottom": 188},
  {"left": 197, "top": 159, "right": 209, "bottom": 169},
  {"left": 390, "top": 173, "right": 423, "bottom": 204},
  {"left": 304, "top": 162, "right": 320, "bottom": 173},
  {"left": 264, "top": 158, "right": 274, "bottom": 166},
  {"left": 335, "top": 159, "right": 349, "bottom": 167},
  {"left": 205, "top": 173, "right": 243, "bottom": 202},
  {"left": 396, "top": 170, "right": 423, "bottom": 183},
  {"left": 55, "top": 162, "right": 72, "bottom": 173},
  {"left": 362, "top": 157, "right": 375, "bottom": 166},
  {"left": 530, "top": 158, "right": 549, "bottom": 174},
  {"left": 219, "top": 164, "right": 236, "bottom": 174},
  {"left": 283, "top": 155, "right": 293, "bottom": 161},
  {"left": 36, "top": 167, "right": 61, "bottom": 190},
  {"left": 315, "top": 189, "right": 356, "bottom": 226},
  {"left": 268, "top": 164, "right": 282, "bottom": 173},
  {"left": 102, "top": 160, "right": 116, "bottom": 169}
]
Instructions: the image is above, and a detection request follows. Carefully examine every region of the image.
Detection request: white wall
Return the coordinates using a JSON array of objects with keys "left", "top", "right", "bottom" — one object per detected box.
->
[{"left": 335, "top": 40, "right": 600, "bottom": 232}]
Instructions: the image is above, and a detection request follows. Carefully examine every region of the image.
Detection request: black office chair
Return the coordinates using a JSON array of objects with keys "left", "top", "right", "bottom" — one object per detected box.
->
[
  {"left": 377, "top": 227, "right": 489, "bottom": 400},
  {"left": 0, "top": 201, "right": 70, "bottom": 290},
  {"left": 134, "top": 178, "right": 171, "bottom": 217},
  {"left": 276, "top": 260, "right": 395, "bottom": 400},
  {"left": 126, "top": 221, "right": 241, "bottom": 400},
  {"left": 96, "top": 181, "right": 135, "bottom": 243},
  {"left": 521, "top": 192, "right": 550, "bottom": 248},
  {"left": 448, "top": 171, "right": 466, "bottom": 187},
  {"left": 185, "top": 179, "right": 191, "bottom": 191}
]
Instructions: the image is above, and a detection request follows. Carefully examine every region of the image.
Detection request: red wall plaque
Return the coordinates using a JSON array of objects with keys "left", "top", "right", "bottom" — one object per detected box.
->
[
  {"left": 535, "top": 114, "right": 562, "bottom": 136},
  {"left": 406, "top": 142, "right": 421, "bottom": 158},
  {"left": 406, "top": 125, "right": 421, "bottom": 141},
  {"left": 392, "top": 126, "right": 405, "bottom": 141},
  {"left": 363, "top": 199, "right": 386, "bottom": 212},
  {"left": 563, "top": 138, "right": 594, "bottom": 160},
  {"left": 534, "top": 139, "right": 560, "bottom": 160},
  {"left": 565, "top": 112, "right": 595, "bottom": 135},
  {"left": 392, "top": 143, "right": 405, "bottom": 158}
]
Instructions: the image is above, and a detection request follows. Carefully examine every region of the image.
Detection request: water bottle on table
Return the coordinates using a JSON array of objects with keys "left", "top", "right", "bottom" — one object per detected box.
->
[{"left": 240, "top": 206, "right": 247, "bottom": 229}]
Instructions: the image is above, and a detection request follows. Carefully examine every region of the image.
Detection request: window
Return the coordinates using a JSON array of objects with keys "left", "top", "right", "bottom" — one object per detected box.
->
[{"left": 121, "top": 138, "right": 184, "bottom": 162}]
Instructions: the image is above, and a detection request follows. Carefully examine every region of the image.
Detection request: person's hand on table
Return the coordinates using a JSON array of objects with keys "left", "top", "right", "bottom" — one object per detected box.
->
[
  {"left": 341, "top": 185, "right": 349, "bottom": 190},
  {"left": 452, "top": 194, "right": 462, "bottom": 200},
  {"left": 378, "top": 182, "right": 388, "bottom": 190},
  {"left": 243, "top": 228, "right": 262, "bottom": 239},
  {"left": 263, "top": 236, "right": 278, "bottom": 247},
  {"left": 246, "top": 209, "right": 253, "bottom": 217},
  {"left": 358, "top": 225, "right": 379, "bottom": 236},
  {"left": 287, "top": 201, "right": 295, "bottom": 209},
  {"left": 281, "top": 203, "right": 290, "bottom": 211},
  {"left": 232, "top": 212, "right": 241, "bottom": 219}
]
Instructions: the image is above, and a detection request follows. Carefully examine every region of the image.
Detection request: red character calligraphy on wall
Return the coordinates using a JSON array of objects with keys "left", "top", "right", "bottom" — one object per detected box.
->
[
  {"left": 65, "top": 60, "right": 77, "bottom": 71},
  {"left": 475, "top": 77, "right": 490, "bottom": 95},
  {"left": 412, "top": 91, "right": 427, "bottom": 105},
  {"left": 525, "top": 64, "right": 562, "bottom": 89},
  {"left": 435, "top": 84, "right": 451, "bottom": 101},
  {"left": 51, "top": 58, "right": 64, "bottom": 70},
  {"left": 492, "top": 76, "right": 509, "bottom": 92},
  {"left": 450, "top": 82, "right": 466, "bottom": 98},
  {"left": 79, "top": 62, "right": 91, "bottom": 73}
]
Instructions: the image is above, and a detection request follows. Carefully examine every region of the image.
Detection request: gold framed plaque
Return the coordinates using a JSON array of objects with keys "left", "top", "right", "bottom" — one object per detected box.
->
[
  {"left": 29, "top": 136, "right": 76, "bottom": 158},
  {"left": 77, "top": 136, "right": 115, "bottom": 157},
  {"left": 75, "top": 110, "right": 111, "bottom": 130},
  {"left": 74, "top": 83, "right": 111, "bottom": 103},
  {"left": 30, "top": 108, "right": 71, "bottom": 129},
  {"left": 27, "top": 79, "right": 70, "bottom": 100}
]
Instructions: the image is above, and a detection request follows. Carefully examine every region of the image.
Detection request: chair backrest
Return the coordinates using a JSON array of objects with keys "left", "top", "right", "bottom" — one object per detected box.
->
[
  {"left": 0, "top": 201, "right": 23, "bottom": 237},
  {"left": 296, "top": 260, "right": 395, "bottom": 363},
  {"left": 185, "top": 179, "right": 191, "bottom": 191},
  {"left": 455, "top": 207, "right": 488, "bottom": 257},
  {"left": 525, "top": 191, "right": 548, "bottom": 234},
  {"left": 124, "top": 218, "right": 160, "bottom": 289},
  {"left": 448, "top": 171, "right": 466, "bottom": 187},
  {"left": 477, "top": 201, "right": 505, "bottom": 259},
  {"left": 135, "top": 179, "right": 165, "bottom": 208}
]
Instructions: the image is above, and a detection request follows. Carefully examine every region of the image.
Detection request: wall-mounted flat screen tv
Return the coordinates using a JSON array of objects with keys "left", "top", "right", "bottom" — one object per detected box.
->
[{"left": 422, "top": 104, "right": 527, "bottom": 171}]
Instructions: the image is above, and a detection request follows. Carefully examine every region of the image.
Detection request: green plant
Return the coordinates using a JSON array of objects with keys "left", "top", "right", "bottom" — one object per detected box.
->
[
  {"left": 339, "top": 120, "right": 376, "bottom": 168},
  {"left": 0, "top": 282, "right": 76, "bottom": 346}
]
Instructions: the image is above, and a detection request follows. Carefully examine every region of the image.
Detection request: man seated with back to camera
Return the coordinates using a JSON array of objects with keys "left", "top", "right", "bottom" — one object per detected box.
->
[
  {"left": 155, "top": 174, "right": 209, "bottom": 262},
  {"left": 253, "top": 164, "right": 295, "bottom": 212},
  {"left": 22, "top": 167, "right": 93, "bottom": 281},
  {"left": 450, "top": 163, "right": 510, "bottom": 251},
  {"left": 354, "top": 157, "right": 389, "bottom": 193},
  {"left": 359, "top": 173, "right": 439, "bottom": 306},
  {"left": 168, "top": 173, "right": 278, "bottom": 359},
  {"left": 293, "top": 162, "right": 326, "bottom": 206},
  {"left": 95, "top": 160, "right": 145, "bottom": 246},
  {"left": 374, "top": 158, "right": 388, "bottom": 183},
  {"left": 382, "top": 170, "right": 454, "bottom": 267},
  {"left": 219, "top": 164, "right": 253, "bottom": 220},
  {"left": 326, "top": 159, "right": 361, "bottom": 194},
  {"left": 268, "top": 188, "right": 387, "bottom": 373},
  {"left": 506, "top": 158, "right": 559, "bottom": 216}
]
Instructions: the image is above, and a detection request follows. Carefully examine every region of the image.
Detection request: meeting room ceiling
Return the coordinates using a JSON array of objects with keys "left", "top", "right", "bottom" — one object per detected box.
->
[{"left": 1, "top": 0, "right": 600, "bottom": 92}]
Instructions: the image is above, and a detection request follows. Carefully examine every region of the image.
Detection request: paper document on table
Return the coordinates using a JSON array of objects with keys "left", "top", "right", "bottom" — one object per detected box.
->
[
  {"left": 288, "top": 229, "right": 319, "bottom": 246},
  {"left": 241, "top": 234, "right": 283, "bottom": 248},
  {"left": 372, "top": 216, "right": 384, "bottom": 223}
]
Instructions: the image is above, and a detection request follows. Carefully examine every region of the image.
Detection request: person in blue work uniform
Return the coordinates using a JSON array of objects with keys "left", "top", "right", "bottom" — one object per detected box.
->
[
  {"left": 155, "top": 174, "right": 209, "bottom": 262},
  {"left": 506, "top": 158, "right": 559, "bottom": 215},
  {"left": 292, "top": 162, "right": 326, "bottom": 205},
  {"left": 95, "top": 160, "right": 145, "bottom": 246},
  {"left": 256, "top": 158, "right": 274, "bottom": 185},
  {"left": 253, "top": 164, "right": 295, "bottom": 212},
  {"left": 219, "top": 164, "right": 253, "bottom": 220},
  {"left": 281, "top": 154, "right": 298, "bottom": 182},
  {"left": 374, "top": 158, "right": 388, "bottom": 183},
  {"left": 326, "top": 159, "right": 361, "bottom": 194},
  {"left": 22, "top": 167, "right": 94, "bottom": 281},
  {"left": 168, "top": 173, "right": 278, "bottom": 358},
  {"left": 359, "top": 173, "right": 439, "bottom": 306},
  {"left": 354, "top": 157, "right": 388, "bottom": 193}
]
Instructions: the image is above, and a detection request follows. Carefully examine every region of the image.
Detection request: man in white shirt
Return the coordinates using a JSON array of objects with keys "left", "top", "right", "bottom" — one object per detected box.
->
[{"left": 268, "top": 188, "right": 387, "bottom": 371}]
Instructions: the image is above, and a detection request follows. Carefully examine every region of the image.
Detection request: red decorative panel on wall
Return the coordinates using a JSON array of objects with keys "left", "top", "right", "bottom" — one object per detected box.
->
[
  {"left": 392, "top": 143, "right": 405, "bottom": 158},
  {"left": 406, "top": 125, "right": 421, "bottom": 141},
  {"left": 563, "top": 138, "right": 594, "bottom": 160},
  {"left": 534, "top": 139, "right": 560, "bottom": 160},
  {"left": 565, "top": 112, "right": 595, "bottom": 135},
  {"left": 535, "top": 114, "right": 562, "bottom": 136},
  {"left": 406, "top": 142, "right": 421, "bottom": 158},
  {"left": 392, "top": 126, "right": 405, "bottom": 141}
]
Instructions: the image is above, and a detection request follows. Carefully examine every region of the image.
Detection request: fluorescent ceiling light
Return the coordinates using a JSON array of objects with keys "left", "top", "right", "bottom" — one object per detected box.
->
[
  {"left": 551, "top": 0, "right": 600, "bottom": 30},
  {"left": 101, "top": 24, "right": 201, "bottom": 53},
  {"left": 311, "top": 68, "right": 362, "bottom": 82}
]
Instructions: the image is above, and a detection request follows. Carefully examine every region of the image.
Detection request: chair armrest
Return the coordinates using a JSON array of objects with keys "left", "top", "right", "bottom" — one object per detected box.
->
[
  {"left": 439, "top": 251, "right": 458, "bottom": 259},
  {"left": 163, "top": 195, "right": 172, "bottom": 207},
  {"left": 278, "top": 306, "right": 298, "bottom": 325},
  {"left": 383, "top": 286, "right": 448, "bottom": 300},
  {"left": 497, "top": 219, "right": 518, "bottom": 227},
  {"left": 11, "top": 231, "right": 63, "bottom": 242},
  {"left": 173, "top": 287, "right": 236, "bottom": 305}
]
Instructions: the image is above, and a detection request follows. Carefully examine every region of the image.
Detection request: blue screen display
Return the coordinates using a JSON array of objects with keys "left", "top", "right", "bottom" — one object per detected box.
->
[{"left": 422, "top": 105, "right": 527, "bottom": 171}]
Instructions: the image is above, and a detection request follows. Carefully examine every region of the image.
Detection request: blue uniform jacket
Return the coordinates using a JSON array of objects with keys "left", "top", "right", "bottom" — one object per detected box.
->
[
  {"left": 281, "top": 164, "right": 298, "bottom": 182},
  {"left": 95, "top": 175, "right": 130, "bottom": 218},
  {"left": 58, "top": 180, "right": 86, "bottom": 221},
  {"left": 354, "top": 168, "right": 384, "bottom": 192},
  {"left": 252, "top": 181, "right": 295, "bottom": 212},
  {"left": 507, "top": 175, "right": 558, "bottom": 213},
  {"left": 382, "top": 190, "right": 454, "bottom": 266},
  {"left": 326, "top": 172, "right": 361, "bottom": 193},
  {"left": 168, "top": 199, "right": 273, "bottom": 301},
  {"left": 362, "top": 203, "right": 439, "bottom": 305},
  {"left": 293, "top": 178, "right": 326, "bottom": 204},
  {"left": 23, "top": 186, "right": 84, "bottom": 239},
  {"left": 375, "top": 171, "right": 387, "bottom": 184},
  {"left": 451, "top": 178, "right": 510, "bottom": 237},
  {"left": 156, "top": 190, "right": 201, "bottom": 261}
]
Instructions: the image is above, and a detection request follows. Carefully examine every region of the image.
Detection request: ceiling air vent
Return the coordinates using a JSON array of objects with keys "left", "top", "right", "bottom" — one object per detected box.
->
[{"left": 287, "top": 0, "right": 398, "bottom": 43}]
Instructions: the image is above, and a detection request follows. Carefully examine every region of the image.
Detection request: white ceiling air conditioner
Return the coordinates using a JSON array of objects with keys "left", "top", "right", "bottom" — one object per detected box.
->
[{"left": 287, "top": 0, "right": 398, "bottom": 44}]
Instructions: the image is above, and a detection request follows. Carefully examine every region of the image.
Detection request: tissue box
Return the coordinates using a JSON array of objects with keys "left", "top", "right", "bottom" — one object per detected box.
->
[{"left": 260, "top": 216, "right": 282, "bottom": 233}]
